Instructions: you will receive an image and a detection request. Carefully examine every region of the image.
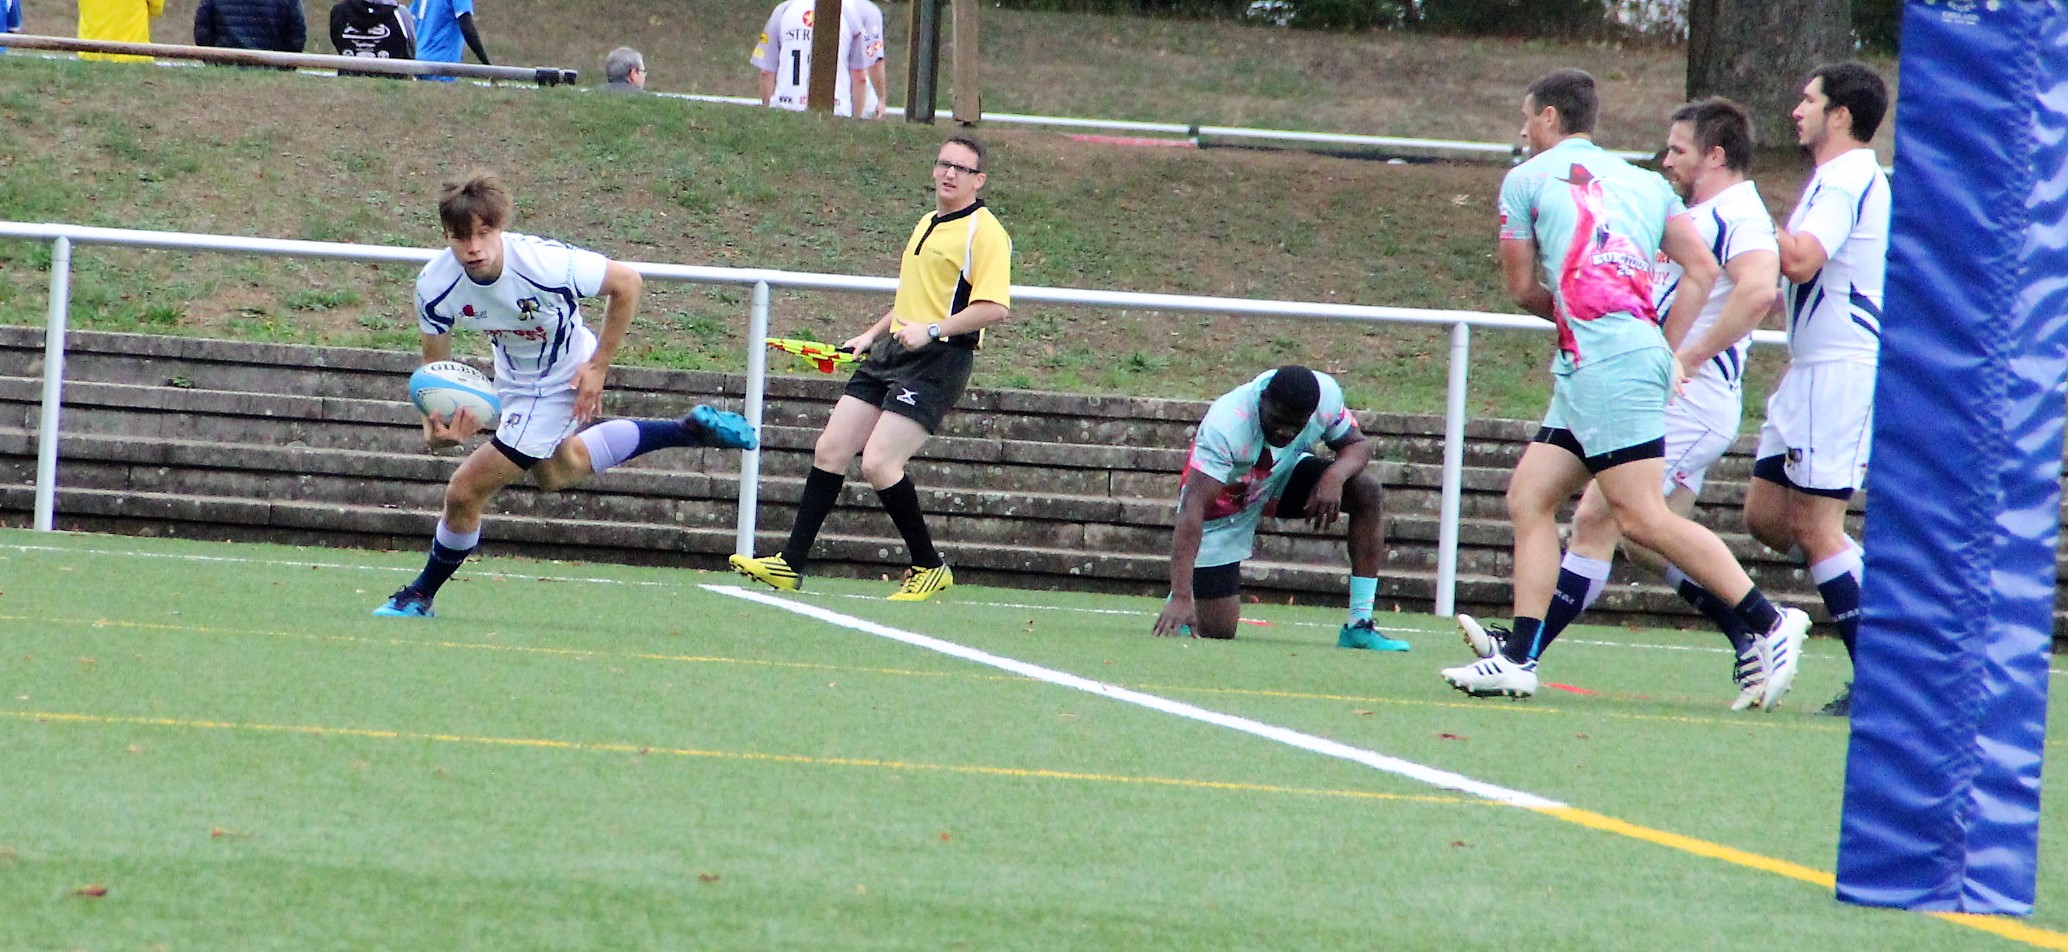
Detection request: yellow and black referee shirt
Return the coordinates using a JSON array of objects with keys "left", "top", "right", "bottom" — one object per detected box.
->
[{"left": 889, "top": 199, "right": 1012, "bottom": 348}]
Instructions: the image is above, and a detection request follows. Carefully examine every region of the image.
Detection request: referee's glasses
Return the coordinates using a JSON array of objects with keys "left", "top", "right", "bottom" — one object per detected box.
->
[{"left": 934, "top": 159, "right": 982, "bottom": 176}]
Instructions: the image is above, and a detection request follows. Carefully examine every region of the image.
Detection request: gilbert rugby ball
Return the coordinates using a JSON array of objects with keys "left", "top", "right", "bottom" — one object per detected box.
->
[{"left": 409, "top": 360, "right": 501, "bottom": 427}]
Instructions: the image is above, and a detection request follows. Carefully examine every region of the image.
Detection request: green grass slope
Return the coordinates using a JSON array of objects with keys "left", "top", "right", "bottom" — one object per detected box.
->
[{"left": 0, "top": 12, "right": 1841, "bottom": 417}]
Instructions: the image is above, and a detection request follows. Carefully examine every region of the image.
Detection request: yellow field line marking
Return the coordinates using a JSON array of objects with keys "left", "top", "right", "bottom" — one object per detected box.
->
[
  {"left": 716, "top": 585, "right": 2068, "bottom": 950},
  {"left": 0, "top": 708, "right": 1464, "bottom": 806},
  {"left": 1539, "top": 805, "right": 2068, "bottom": 949}
]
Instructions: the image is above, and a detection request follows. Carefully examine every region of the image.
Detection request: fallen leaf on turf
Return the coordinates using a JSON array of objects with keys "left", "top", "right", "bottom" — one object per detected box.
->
[
  {"left": 1450, "top": 841, "right": 1471, "bottom": 849},
  {"left": 1575, "top": 733, "right": 1588, "bottom": 740},
  {"left": 1438, "top": 732, "right": 1467, "bottom": 741},
  {"left": 939, "top": 832, "right": 951, "bottom": 841},
  {"left": 74, "top": 884, "right": 107, "bottom": 897},
  {"left": 698, "top": 873, "right": 720, "bottom": 883},
  {"left": 1354, "top": 710, "right": 1373, "bottom": 716},
  {"left": 855, "top": 884, "right": 867, "bottom": 894},
  {"left": 209, "top": 828, "right": 250, "bottom": 839}
]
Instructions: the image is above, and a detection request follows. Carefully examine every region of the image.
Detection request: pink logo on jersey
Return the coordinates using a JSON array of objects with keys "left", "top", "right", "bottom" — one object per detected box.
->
[{"left": 1555, "top": 164, "right": 1658, "bottom": 350}]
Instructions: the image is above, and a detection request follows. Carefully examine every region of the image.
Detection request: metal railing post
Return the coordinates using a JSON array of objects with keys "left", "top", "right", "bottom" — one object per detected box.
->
[
  {"left": 33, "top": 236, "right": 72, "bottom": 532},
  {"left": 735, "top": 281, "right": 771, "bottom": 556},
  {"left": 1435, "top": 320, "right": 1469, "bottom": 617}
]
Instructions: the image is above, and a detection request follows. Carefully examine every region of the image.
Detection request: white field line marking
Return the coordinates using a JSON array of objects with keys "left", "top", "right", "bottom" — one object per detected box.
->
[
  {"left": 0, "top": 541, "right": 1928, "bottom": 667},
  {"left": 704, "top": 583, "right": 1564, "bottom": 809}
]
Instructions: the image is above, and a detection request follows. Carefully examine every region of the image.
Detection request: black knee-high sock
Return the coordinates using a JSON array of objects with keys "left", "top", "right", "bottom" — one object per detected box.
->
[
  {"left": 1733, "top": 588, "right": 1783, "bottom": 637},
  {"left": 1677, "top": 578, "right": 1756, "bottom": 657},
  {"left": 876, "top": 476, "right": 942, "bottom": 568},
  {"left": 409, "top": 538, "right": 474, "bottom": 599},
  {"left": 781, "top": 467, "right": 846, "bottom": 569}
]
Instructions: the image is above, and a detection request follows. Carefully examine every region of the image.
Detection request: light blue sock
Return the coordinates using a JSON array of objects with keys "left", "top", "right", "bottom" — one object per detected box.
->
[{"left": 1348, "top": 576, "right": 1378, "bottom": 624}]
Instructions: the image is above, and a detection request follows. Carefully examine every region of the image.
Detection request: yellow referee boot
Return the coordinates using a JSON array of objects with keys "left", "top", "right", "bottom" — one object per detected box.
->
[
  {"left": 729, "top": 553, "right": 800, "bottom": 592},
  {"left": 887, "top": 563, "right": 953, "bottom": 602}
]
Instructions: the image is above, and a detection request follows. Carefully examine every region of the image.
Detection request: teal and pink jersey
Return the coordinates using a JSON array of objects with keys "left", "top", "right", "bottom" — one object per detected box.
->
[
  {"left": 1181, "top": 369, "right": 1354, "bottom": 567},
  {"left": 1498, "top": 137, "right": 1688, "bottom": 369}
]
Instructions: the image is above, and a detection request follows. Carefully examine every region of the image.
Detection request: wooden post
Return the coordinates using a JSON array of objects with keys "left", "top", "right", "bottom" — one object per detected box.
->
[
  {"left": 807, "top": 0, "right": 845, "bottom": 114},
  {"left": 904, "top": 0, "right": 941, "bottom": 124},
  {"left": 950, "top": 0, "right": 980, "bottom": 124}
]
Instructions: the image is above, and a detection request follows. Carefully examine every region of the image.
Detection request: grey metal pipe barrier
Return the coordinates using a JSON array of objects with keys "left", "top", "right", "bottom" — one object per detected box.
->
[{"left": 0, "top": 33, "right": 577, "bottom": 84}]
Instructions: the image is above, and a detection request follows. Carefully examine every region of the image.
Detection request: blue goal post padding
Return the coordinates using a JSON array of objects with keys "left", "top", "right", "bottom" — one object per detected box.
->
[{"left": 1836, "top": 1, "right": 2068, "bottom": 914}]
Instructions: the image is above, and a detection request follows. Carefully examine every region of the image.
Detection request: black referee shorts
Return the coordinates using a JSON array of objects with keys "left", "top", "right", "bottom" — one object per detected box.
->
[{"left": 844, "top": 336, "right": 976, "bottom": 433}]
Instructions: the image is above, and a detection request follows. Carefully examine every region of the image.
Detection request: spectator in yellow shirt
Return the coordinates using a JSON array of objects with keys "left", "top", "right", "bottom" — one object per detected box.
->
[{"left": 79, "top": 0, "right": 165, "bottom": 61}]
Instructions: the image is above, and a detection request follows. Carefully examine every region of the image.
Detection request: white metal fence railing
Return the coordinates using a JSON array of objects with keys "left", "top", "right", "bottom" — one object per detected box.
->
[{"left": 0, "top": 220, "right": 1784, "bottom": 617}]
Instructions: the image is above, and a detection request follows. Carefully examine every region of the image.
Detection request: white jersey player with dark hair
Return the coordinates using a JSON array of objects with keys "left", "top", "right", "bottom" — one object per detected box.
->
[
  {"left": 1663, "top": 63, "right": 1887, "bottom": 718},
  {"left": 373, "top": 171, "right": 759, "bottom": 619},
  {"left": 1751, "top": 61, "right": 1890, "bottom": 716},
  {"left": 750, "top": 0, "right": 870, "bottom": 117},
  {"left": 1457, "top": 96, "right": 1784, "bottom": 710}
]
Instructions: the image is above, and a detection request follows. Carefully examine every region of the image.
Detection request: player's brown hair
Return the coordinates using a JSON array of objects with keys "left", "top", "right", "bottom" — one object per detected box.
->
[
  {"left": 437, "top": 171, "right": 513, "bottom": 237},
  {"left": 1527, "top": 68, "right": 1599, "bottom": 136},
  {"left": 944, "top": 134, "right": 988, "bottom": 173}
]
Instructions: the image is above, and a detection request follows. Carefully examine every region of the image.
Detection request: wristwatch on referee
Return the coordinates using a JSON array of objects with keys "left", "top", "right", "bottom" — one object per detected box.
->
[{"left": 926, "top": 322, "right": 944, "bottom": 341}]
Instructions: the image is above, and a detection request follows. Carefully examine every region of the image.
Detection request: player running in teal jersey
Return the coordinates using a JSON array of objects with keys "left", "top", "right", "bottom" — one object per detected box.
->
[{"left": 1441, "top": 69, "right": 1810, "bottom": 703}]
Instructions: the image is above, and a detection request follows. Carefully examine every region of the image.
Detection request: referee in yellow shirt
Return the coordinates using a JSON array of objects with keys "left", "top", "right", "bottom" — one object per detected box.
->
[{"left": 733, "top": 135, "right": 1013, "bottom": 601}]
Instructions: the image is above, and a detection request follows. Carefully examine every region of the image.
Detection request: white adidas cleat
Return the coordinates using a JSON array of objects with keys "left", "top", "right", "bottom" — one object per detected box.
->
[
  {"left": 1457, "top": 613, "right": 1508, "bottom": 660},
  {"left": 1729, "top": 648, "right": 1766, "bottom": 712},
  {"left": 1756, "top": 608, "right": 1810, "bottom": 711},
  {"left": 1440, "top": 654, "right": 1538, "bottom": 699}
]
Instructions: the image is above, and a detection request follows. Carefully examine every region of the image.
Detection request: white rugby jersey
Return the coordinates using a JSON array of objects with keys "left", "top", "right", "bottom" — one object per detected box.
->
[
  {"left": 1783, "top": 147, "right": 1889, "bottom": 364},
  {"left": 749, "top": 0, "right": 870, "bottom": 116},
  {"left": 1651, "top": 178, "right": 1777, "bottom": 390},
  {"left": 414, "top": 233, "right": 610, "bottom": 396}
]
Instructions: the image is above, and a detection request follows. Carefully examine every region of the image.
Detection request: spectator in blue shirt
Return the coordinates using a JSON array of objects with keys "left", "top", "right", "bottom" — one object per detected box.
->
[{"left": 409, "top": 0, "right": 488, "bottom": 81}]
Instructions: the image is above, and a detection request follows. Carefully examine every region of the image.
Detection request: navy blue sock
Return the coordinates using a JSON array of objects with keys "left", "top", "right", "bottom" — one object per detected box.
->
[
  {"left": 876, "top": 477, "right": 942, "bottom": 569},
  {"left": 1817, "top": 573, "right": 1862, "bottom": 663},
  {"left": 1539, "top": 568, "right": 1593, "bottom": 645},
  {"left": 632, "top": 418, "right": 702, "bottom": 455},
  {"left": 781, "top": 467, "right": 847, "bottom": 570},
  {"left": 1733, "top": 589, "right": 1782, "bottom": 637},
  {"left": 1678, "top": 579, "right": 1755, "bottom": 657},
  {"left": 1501, "top": 617, "right": 1545, "bottom": 665},
  {"left": 409, "top": 539, "right": 474, "bottom": 599}
]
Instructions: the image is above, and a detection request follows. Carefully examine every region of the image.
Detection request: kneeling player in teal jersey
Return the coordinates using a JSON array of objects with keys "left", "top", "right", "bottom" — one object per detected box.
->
[{"left": 1151, "top": 365, "right": 1408, "bottom": 650}]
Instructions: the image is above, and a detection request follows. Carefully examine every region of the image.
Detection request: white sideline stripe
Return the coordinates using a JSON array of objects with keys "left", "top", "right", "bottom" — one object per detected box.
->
[
  {"left": 0, "top": 543, "right": 666, "bottom": 587},
  {"left": 0, "top": 542, "right": 1881, "bottom": 663},
  {"left": 705, "top": 583, "right": 1566, "bottom": 810},
  {"left": 816, "top": 590, "right": 1422, "bottom": 634}
]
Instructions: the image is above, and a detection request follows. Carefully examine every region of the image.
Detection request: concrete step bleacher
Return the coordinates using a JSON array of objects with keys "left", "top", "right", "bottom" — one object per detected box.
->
[{"left": 0, "top": 325, "right": 1994, "bottom": 635}]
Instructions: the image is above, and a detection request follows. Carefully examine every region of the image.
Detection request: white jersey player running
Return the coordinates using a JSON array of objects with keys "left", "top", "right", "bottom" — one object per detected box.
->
[
  {"left": 1455, "top": 97, "right": 1783, "bottom": 709},
  {"left": 1745, "top": 62, "right": 1891, "bottom": 718},
  {"left": 750, "top": 0, "right": 870, "bottom": 117},
  {"left": 372, "top": 171, "right": 758, "bottom": 620}
]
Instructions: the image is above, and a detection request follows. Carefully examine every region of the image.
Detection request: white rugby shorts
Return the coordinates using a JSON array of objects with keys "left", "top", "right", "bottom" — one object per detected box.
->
[
  {"left": 1662, "top": 371, "right": 1744, "bottom": 497},
  {"left": 1754, "top": 359, "right": 1876, "bottom": 492},
  {"left": 493, "top": 386, "right": 584, "bottom": 462}
]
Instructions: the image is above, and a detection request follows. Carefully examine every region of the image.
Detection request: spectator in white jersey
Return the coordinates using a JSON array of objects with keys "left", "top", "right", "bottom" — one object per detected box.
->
[
  {"left": 1439, "top": 68, "right": 1810, "bottom": 706},
  {"left": 373, "top": 172, "right": 759, "bottom": 619},
  {"left": 1457, "top": 97, "right": 1781, "bottom": 709},
  {"left": 602, "top": 46, "right": 645, "bottom": 92},
  {"left": 750, "top": 0, "right": 870, "bottom": 116},
  {"left": 853, "top": 0, "right": 887, "bottom": 118},
  {"left": 1745, "top": 63, "right": 1891, "bottom": 716}
]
